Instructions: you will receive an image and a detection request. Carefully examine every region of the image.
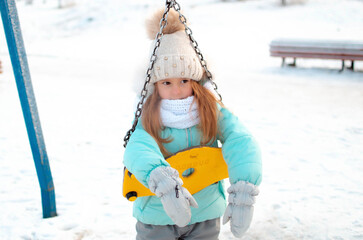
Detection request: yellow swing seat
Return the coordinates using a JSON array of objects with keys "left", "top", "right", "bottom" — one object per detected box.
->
[{"left": 123, "top": 146, "right": 229, "bottom": 201}]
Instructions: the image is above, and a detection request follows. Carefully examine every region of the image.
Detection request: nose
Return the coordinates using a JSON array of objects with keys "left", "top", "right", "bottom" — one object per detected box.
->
[{"left": 172, "top": 85, "right": 182, "bottom": 97}]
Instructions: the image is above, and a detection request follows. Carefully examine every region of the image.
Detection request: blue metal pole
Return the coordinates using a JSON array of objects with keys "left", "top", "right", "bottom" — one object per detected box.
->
[{"left": 0, "top": 0, "right": 57, "bottom": 218}]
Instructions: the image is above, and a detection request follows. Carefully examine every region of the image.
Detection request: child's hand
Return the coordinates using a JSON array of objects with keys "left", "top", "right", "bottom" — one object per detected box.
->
[
  {"left": 148, "top": 166, "right": 198, "bottom": 227},
  {"left": 222, "top": 181, "right": 259, "bottom": 238}
]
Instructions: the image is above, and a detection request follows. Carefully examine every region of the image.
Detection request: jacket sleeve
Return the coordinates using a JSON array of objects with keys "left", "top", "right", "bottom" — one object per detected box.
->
[
  {"left": 218, "top": 107, "right": 262, "bottom": 186},
  {"left": 123, "top": 122, "right": 170, "bottom": 187}
]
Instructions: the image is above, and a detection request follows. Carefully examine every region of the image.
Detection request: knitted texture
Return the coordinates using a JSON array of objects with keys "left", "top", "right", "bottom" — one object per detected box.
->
[
  {"left": 135, "top": 9, "right": 206, "bottom": 97},
  {"left": 160, "top": 96, "right": 199, "bottom": 129},
  {"left": 151, "top": 31, "right": 204, "bottom": 83}
]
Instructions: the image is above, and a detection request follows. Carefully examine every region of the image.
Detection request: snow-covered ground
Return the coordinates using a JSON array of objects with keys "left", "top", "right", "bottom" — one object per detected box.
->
[{"left": 1, "top": 0, "right": 363, "bottom": 239}]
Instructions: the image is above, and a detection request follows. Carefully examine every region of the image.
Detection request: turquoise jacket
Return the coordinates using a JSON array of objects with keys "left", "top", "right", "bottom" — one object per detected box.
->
[{"left": 123, "top": 106, "right": 262, "bottom": 225}]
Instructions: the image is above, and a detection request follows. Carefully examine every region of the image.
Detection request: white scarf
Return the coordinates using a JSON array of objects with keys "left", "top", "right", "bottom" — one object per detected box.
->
[{"left": 160, "top": 96, "right": 200, "bottom": 129}]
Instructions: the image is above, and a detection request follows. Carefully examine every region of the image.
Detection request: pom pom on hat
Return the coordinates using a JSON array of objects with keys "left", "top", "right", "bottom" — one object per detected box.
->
[
  {"left": 145, "top": 9, "right": 185, "bottom": 40},
  {"left": 144, "top": 8, "right": 204, "bottom": 86}
]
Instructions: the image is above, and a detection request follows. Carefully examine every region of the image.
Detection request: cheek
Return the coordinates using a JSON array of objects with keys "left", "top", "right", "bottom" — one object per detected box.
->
[
  {"left": 157, "top": 86, "right": 169, "bottom": 99},
  {"left": 185, "top": 85, "right": 193, "bottom": 96}
]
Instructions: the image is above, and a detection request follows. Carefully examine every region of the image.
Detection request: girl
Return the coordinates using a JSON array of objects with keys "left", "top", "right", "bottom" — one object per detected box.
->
[{"left": 124, "top": 9, "right": 262, "bottom": 240}]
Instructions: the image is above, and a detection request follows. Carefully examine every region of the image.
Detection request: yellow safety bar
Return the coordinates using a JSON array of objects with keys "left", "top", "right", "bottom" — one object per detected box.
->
[{"left": 123, "top": 146, "right": 228, "bottom": 201}]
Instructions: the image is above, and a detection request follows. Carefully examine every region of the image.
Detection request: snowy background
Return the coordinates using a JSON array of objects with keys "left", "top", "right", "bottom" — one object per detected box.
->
[{"left": 1, "top": 0, "right": 363, "bottom": 239}]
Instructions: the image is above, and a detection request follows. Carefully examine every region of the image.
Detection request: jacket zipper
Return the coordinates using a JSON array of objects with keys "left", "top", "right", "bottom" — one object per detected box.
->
[
  {"left": 185, "top": 128, "right": 189, "bottom": 147},
  {"left": 185, "top": 127, "right": 193, "bottom": 147}
]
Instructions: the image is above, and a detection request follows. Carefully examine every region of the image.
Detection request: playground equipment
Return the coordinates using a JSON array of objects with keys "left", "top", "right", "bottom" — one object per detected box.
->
[
  {"left": 0, "top": 0, "right": 57, "bottom": 218},
  {"left": 123, "top": 147, "right": 228, "bottom": 201},
  {"left": 122, "top": 0, "right": 227, "bottom": 202},
  {"left": 123, "top": 0, "right": 222, "bottom": 148}
]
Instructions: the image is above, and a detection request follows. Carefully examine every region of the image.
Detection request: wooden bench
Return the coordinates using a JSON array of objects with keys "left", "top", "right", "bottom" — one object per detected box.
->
[{"left": 270, "top": 39, "right": 363, "bottom": 71}]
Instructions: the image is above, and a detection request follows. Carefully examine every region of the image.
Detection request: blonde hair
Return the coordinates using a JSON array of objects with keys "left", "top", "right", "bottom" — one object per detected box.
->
[{"left": 142, "top": 80, "right": 221, "bottom": 157}]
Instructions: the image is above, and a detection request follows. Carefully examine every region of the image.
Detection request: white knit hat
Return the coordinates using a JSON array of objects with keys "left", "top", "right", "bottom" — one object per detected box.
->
[
  {"left": 145, "top": 9, "right": 204, "bottom": 89},
  {"left": 150, "top": 31, "right": 204, "bottom": 82}
]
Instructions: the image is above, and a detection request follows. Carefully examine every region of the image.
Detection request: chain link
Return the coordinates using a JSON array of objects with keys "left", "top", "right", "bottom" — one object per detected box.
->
[
  {"left": 172, "top": 2, "right": 222, "bottom": 101},
  {"left": 123, "top": 1, "right": 173, "bottom": 147},
  {"left": 123, "top": 0, "right": 222, "bottom": 147}
]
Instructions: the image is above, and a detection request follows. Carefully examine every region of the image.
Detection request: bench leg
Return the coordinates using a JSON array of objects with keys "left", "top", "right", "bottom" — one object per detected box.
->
[
  {"left": 288, "top": 58, "right": 296, "bottom": 67},
  {"left": 348, "top": 61, "right": 355, "bottom": 71},
  {"left": 339, "top": 60, "right": 345, "bottom": 72},
  {"left": 281, "top": 57, "right": 285, "bottom": 67}
]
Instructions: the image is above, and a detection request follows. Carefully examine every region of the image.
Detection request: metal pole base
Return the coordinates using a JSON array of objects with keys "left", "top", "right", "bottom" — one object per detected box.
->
[{"left": 41, "top": 189, "right": 57, "bottom": 218}]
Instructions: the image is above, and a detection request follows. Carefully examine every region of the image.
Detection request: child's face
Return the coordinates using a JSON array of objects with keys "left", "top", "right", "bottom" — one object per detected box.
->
[{"left": 156, "top": 78, "right": 193, "bottom": 100}]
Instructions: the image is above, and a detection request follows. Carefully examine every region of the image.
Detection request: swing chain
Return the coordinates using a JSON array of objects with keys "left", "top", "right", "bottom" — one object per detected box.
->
[
  {"left": 123, "top": 0, "right": 222, "bottom": 148},
  {"left": 171, "top": 1, "right": 222, "bottom": 102},
  {"left": 123, "top": 1, "right": 173, "bottom": 147}
]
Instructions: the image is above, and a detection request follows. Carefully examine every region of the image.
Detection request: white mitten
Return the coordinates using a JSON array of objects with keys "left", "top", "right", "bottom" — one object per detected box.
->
[
  {"left": 223, "top": 181, "right": 259, "bottom": 238},
  {"left": 148, "top": 166, "right": 198, "bottom": 227}
]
